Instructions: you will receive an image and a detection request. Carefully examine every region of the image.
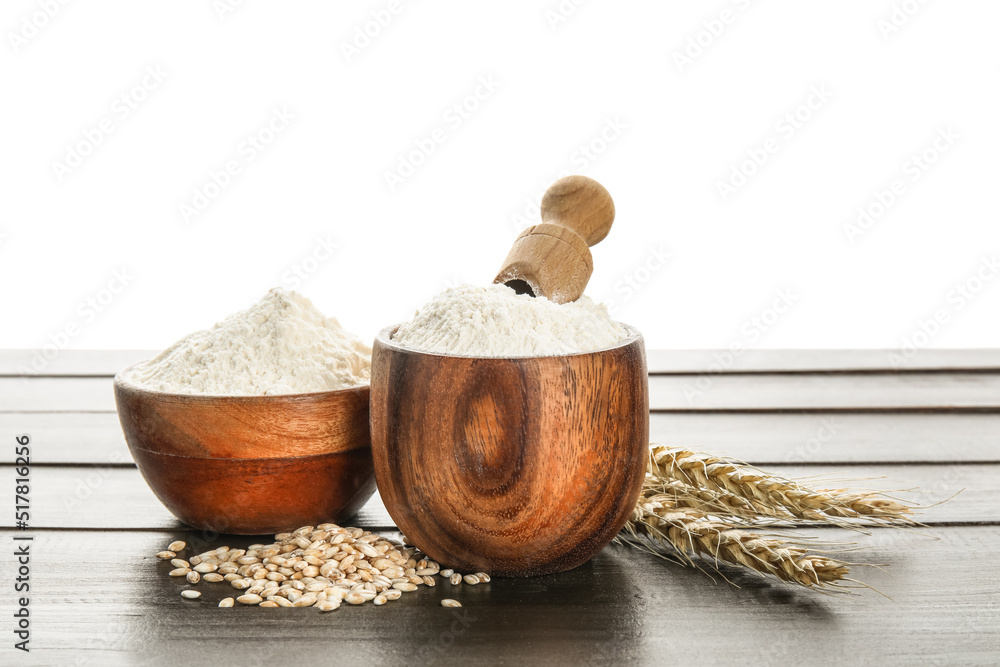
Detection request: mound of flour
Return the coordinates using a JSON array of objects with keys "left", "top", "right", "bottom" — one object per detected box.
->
[
  {"left": 392, "top": 284, "right": 627, "bottom": 356},
  {"left": 129, "top": 288, "right": 371, "bottom": 395}
]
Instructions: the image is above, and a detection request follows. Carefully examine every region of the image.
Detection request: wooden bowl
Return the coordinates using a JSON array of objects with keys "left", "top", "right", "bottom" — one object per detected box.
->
[
  {"left": 370, "top": 324, "right": 649, "bottom": 577},
  {"left": 114, "top": 367, "right": 376, "bottom": 535}
]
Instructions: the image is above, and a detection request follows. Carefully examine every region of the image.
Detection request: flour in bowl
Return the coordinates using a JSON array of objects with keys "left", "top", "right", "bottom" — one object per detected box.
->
[
  {"left": 392, "top": 284, "right": 628, "bottom": 356},
  {"left": 129, "top": 288, "right": 371, "bottom": 395}
]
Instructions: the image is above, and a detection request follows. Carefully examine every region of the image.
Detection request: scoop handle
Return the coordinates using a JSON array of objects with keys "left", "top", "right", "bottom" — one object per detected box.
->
[
  {"left": 540, "top": 175, "right": 615, "bottom": 246},
  {"left": 493, "top": 175, "right": 615, "bottom": 304}
]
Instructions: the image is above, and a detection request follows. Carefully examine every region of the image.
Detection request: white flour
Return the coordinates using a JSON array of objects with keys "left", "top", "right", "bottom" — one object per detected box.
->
[
  {"left": 392, "top": 284, "right": 628, "bottom": 356},
  {"left": 129, "top": 288, "right": 371, "bottom": 395}
]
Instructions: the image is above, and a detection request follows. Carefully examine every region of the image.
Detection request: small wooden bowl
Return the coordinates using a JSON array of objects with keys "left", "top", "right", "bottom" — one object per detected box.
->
[
  {"left": 114, "top": 367, "right": 376, "bottom": 535},
  {"left": 370, "top": 324, "right": 649, "bottom": 577}
]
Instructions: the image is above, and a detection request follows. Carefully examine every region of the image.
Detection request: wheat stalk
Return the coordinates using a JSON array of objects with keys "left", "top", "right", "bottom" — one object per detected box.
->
[
  {"left": 648, "top": 444, "right": 915, "bottom": 527},
  {"left": 642, "top": 475, "right": 794, "bottom": 524},
  {"left": 624, "top": 489, "right": 852, "bottom": 589}
]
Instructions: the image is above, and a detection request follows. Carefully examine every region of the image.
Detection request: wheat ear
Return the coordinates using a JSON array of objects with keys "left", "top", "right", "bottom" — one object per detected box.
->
[
  {"left": 625, "top": 490, "right": 851, "bottom": 589},
  {"left": 649, "top": 445, "right": 915, "bottom": 526}
]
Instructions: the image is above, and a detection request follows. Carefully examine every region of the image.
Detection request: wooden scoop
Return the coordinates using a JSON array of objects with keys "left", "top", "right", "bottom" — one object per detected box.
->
[{"left": 494, "top": 175, "right": 615, "bottom": 304}]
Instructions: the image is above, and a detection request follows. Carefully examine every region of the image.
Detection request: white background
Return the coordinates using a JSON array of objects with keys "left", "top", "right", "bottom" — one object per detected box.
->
[{"left": 2, "top": 0, "right": 998, "bottom": 354}]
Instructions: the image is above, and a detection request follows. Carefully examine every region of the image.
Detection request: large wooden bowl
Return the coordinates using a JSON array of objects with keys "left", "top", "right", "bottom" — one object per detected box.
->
[
  {"left": 114, "top": 367, "right": 376, "bottom": 535},
  {"left": 370, "top": 324, "right": 649, "bottom": 577}
]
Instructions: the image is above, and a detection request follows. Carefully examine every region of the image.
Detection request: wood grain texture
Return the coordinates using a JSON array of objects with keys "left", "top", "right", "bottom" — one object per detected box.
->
[
  {"left": 113, "top": 375, "right": 371, "bottom": 458},
  {"left": 13, "top": 371, "right": 1000, "bottom": 413},
  {"left": 131, "top": 447, "right": 377, "bottom": 534},
  {"left": 3, "top": 463, "right": 993, "bottom": 530},
  {"left": 371, "top": 325, "right": 649, "bottom": 577},
  {"left": 10, "top": 410, "right": 1000, "bottom": 466},
  {"left": 113, "top": 377, "right": 375, "bottom": 533},
  {"left": 9, "top": 527, "right": 998, "bottom": 666}
]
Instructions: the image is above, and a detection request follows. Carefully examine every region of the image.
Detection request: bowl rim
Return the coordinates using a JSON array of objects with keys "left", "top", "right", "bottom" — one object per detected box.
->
[
  {"left": 113, "top": 361, "right": 371, "bottom": 402},
  {"left": 375, "top": 322, "right": 644, "bottom": 360}
]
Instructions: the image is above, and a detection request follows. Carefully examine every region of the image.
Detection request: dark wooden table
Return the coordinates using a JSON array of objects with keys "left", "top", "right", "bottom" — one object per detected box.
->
[{"left": 2, "top": 350, "right": 998, "bottom": 666}]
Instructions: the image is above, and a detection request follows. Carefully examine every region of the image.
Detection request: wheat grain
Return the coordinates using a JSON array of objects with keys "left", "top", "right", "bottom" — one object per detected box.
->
[
  {"left": 625, "top": 490, "right": 851, "bottom": 589},
  {"left": 156, "top": 524, "right": 478, "bottom": 608},
  {"left": 648, "top": 444, "right": 915, "bottom": 526}
]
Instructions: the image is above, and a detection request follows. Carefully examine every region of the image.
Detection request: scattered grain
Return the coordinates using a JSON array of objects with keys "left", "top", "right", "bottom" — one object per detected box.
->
[
  {"left": 441, "top": 599, "right": 462, "bottom": 608},
  {"left": 180, "top": 590, "right": 200, "bottom": 599}
]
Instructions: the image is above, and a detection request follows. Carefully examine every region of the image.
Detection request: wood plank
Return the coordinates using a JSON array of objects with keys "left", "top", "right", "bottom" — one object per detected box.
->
[
  {"left": 0, "top": 377, "right": 115, "bottom": 412},
  {"left": 9, "top": 526, "right": 999, "bottom": 665},
  {"left": 5, "top": 348, "right": 1000, "bottom": 378},
  {"left": 0, "top": 348, "right": 1000, "bottom": 377},
  {"left": 0, "top": 465, "right": 394, "bottom": 531},
  {"left": 9, "top": 372, "right": 1000, "bottom": 413},
  {"left": 649, "top": 372, "right": 1000, "bottom": 411},
  {"left": 648, "top": 412, "right": 1000, "bottom": 464},
  {"left": 8, "top": 411, "right": 1000, "bottom": 467},
  {"left": 0, "top": 463, "right": 992, "bottom": 531},
  {"left": 0, "top": 349, "right": 156, "bottom": 376},
  {"left": 0, "top": 412, "right": 131, "bottom": 464},
  {"left": 646, "top": 348, "right": 1000, "bottom": 373}
]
